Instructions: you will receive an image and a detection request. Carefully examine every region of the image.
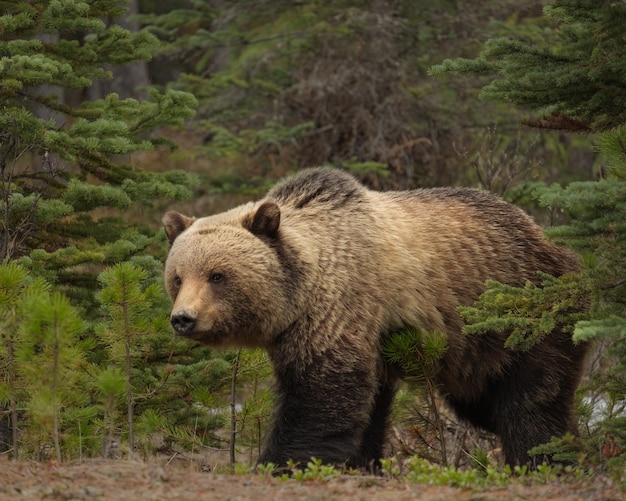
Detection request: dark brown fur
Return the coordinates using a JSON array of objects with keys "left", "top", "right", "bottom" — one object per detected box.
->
[{"left": 162, "top": 168, "right": 588, "bottom": 470}]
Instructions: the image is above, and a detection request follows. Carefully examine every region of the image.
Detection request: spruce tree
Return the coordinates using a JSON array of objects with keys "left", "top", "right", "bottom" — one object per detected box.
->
[
  {"left": 0, "top": 0, "right": 198, "bottom": 306},
  {"left": 430, "top": 0, "right": 626, "bottom": 132}
]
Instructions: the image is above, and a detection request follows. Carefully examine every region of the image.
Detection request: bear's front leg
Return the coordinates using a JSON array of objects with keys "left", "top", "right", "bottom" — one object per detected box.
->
[{"left": 258, "top": 349, "right": 380, "bottom": 470}]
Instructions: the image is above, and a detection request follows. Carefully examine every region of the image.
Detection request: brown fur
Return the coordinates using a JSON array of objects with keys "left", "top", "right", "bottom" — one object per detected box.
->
[{"left": 162, "top": 167, "right": 587, "bottom": 470}]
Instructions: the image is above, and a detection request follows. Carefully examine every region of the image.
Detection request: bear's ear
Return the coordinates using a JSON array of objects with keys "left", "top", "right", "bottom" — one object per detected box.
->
[
  {"left": 162, "top": 211, "right": 195, "bottom": 244},
  {"left": 244, "top": 201, "right": 281, "bottom": 239}
]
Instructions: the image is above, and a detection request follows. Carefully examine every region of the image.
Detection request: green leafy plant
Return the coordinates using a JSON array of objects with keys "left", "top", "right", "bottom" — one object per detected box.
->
[
  {"left": 379, "top": 456, "right": 402, "bottom": 479},
  {"left": 291, "top": 457, "right": 341, "bottom": 481}
]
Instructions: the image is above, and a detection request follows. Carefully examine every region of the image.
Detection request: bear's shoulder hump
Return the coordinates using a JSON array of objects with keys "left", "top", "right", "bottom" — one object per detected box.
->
[{"left": 267, "top": 167, "right": 366, "bottom": 210}]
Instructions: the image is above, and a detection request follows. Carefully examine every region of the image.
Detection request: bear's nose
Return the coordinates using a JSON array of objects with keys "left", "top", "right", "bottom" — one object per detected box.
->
[{"left": 171, "top": 312, "right": 196, "bottom": 334}]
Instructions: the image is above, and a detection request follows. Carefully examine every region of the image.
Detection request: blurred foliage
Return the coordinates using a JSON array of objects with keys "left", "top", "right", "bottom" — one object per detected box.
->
[{"left": 140, "top": 0, "right": 595, "bottom": 195}]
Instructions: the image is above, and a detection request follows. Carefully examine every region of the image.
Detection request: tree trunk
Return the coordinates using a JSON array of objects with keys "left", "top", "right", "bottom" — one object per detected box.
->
[
  {"left": 86, "top": 0, "right": 150, "bottom": 100},
  {"left": 7, "top": 338, "right": 19, "bottom": 460},
  {"left": 52, "top": 331, "right": 62, "bottom": 463},
  {"left": 124, "top": 302, "right": 134, "bottom": 459},
  {"left": 229, "top": 350, "right": 241, "bottom": 468}
]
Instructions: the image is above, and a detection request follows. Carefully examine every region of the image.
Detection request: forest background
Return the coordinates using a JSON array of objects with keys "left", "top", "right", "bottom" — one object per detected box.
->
[{"left": 1, "top": 0, "right": 625, "bottom": 477}]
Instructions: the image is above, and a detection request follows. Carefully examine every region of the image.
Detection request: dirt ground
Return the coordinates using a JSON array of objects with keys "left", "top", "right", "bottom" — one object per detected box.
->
[{"left": 0, "top": 458, "right": 624, "bottom": 501}]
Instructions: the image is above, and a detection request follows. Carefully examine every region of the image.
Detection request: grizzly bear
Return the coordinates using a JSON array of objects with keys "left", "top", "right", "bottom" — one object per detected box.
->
[{"left": 162, "top": 167, "right": 587, "bottom": 470}]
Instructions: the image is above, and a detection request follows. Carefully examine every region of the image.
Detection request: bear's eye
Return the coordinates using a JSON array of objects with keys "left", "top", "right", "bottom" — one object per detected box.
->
[
  {"left": 173, "top": 276, "right": 182, "bottom": 288},
  {"left": 209, "top": 272, "right": 224, "bottom": 284}
]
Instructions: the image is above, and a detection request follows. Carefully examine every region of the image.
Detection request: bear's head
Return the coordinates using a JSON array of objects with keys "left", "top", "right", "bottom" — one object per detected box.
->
[{"left": 162, "top": 201, "right": 294, "bottom": 348}]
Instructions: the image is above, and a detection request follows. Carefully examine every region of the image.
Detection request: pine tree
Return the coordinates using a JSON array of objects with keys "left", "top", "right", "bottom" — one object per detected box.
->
[
  {"left": 432, "top": 0, "right": 626, "bottom": 466},
  {"left": 0, "top": 262, "right": 50, "bottom": 459},
  {"left": 228, "top": 349, "right": 272, "bottom": 465},
  {"left": 17, "top": 287, "right": 88, "bottom": 462},
  {"left": 93, "top": 366, "right": 125, "bottom": 458},
  {"left": 95, "top": 262, "right": 169, "bottom": 457},
  {"left": 383, "top": 328, "right": 450, "bottom": 464}
]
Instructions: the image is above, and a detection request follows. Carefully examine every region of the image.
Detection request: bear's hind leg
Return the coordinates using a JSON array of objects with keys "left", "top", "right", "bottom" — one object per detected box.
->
[
  {"left": 447, "top": 369, "right": 581, "bottom": 467},
  {"left": 495, "top": 374, "right": 582, "bottom": 468},
  {"left": 494, "top": 356, "right": 584, "bottom": 466},
  {"left": 496, "top": 399, "right": 578, "bottom": 468}
]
